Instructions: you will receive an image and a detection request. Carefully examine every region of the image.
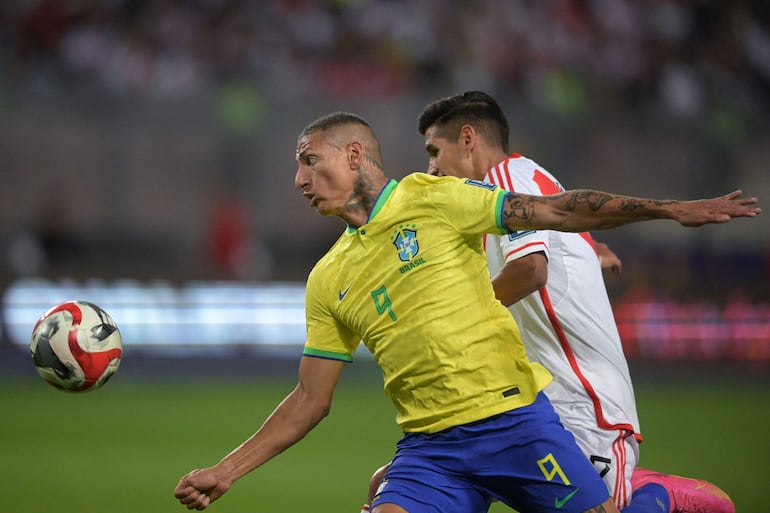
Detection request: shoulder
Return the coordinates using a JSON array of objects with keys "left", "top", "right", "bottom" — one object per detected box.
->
[
  {"left": 487, "top": 154, "right": 563, "bottom": 194},
  {"left": 400, "top": 172, "right": 449, "bottom": 188},
  {"left": 397, "top": 174, "right": 507, "bottom": 215},
  {"left": 395, "top": 173, "right": 463, "bottom": 202},
  {"left": 402, "top": 172, "right": 499, "bottom": 193},
  {"left": 490, "top": 154, "right": 546, "bottom": 179}
]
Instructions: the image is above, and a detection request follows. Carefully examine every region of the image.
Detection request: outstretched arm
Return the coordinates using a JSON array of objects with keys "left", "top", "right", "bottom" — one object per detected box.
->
[
  {"left": 173, "top": 356, "right": 346, "bottom": 510},
  {"left": 502, "top": 189, "right": 761, "bottom": 233}
]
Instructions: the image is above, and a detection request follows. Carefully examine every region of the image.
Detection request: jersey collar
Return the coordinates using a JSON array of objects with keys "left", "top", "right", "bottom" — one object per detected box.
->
[{"left": 346, "top": 179, "right": 398, "bottom": 233}]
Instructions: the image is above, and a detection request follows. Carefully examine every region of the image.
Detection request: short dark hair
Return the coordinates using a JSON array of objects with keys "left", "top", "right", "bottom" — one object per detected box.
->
[
  {"left": 417, "top": 91, "right": 510, "bottom": 153},
  {"left": 299, "top": 111, "right": 372, "bottom": 139}
]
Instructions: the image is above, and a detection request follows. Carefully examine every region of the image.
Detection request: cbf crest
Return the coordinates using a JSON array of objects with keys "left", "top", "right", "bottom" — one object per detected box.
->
[
  {"left": 391, "top": 224, "right": 426, "bottom": 274},
  {"left": 391, "top": 224, "right": 419, "bottom": 262}
]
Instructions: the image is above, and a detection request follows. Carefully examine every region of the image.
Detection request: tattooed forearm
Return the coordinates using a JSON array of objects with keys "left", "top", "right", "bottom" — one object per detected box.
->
[
  {"left": 618, "top": 197, "right": 676, "bottom": 212},
  {"left": 563, "top": 191, "right": 676, "bottom": 214},
  {"left": 617, "top": 198, "right": 647, "bottom": 212},
  {"left": 503, "top": 194, "right": 540, "bottom": 223},
  {"left": 502, "top": 189, "right": 675, "bottom": 232},
  {"left": 564, "top": 191, "right": 614, "bottom": 212},
  {"left": 502, "top": 187, "right": 754, "bottom": 232}
]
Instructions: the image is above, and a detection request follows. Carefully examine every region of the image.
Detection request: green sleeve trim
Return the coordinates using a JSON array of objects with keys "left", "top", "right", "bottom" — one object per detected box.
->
[
  {"left": 496, "top": 191, "right": 510, "bottom": 234},
  {"left": 303, "top": 347, "right": 354, "bottom": 363}
]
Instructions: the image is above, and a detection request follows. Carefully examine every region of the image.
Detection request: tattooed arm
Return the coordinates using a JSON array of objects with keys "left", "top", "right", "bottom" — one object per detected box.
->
[{"left": 502, "top": 189, "right": 761, "bottom": 233}]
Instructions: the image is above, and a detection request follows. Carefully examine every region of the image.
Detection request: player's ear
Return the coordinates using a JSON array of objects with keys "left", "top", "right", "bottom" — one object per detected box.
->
[
  {"left": 459, "top": 125, "right": 475, "bottom": 148},
  {"left": 347, "top": 140, "right": 364, "bottom": 169}
]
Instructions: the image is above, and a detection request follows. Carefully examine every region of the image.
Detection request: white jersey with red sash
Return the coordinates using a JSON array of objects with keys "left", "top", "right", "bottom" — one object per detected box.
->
[{"left": 484, "top": 154, "right": 641, "bottom": 507}]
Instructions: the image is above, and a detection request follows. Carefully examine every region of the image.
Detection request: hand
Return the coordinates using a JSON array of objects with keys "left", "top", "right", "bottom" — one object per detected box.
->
[
  {"left": 596, "top": 242, "right": 621, "bottom": 275},
  {"left": 674, "top": 190, "right": 761, "bottom": 227},
  {"left": 174, "top": 467, "right": 232, "bottom": 510}
]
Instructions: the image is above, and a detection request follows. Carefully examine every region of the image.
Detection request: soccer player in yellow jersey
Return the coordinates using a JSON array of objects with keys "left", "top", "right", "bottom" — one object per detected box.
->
[
  {"left": 174, "top": 112, "right": 760, "bottom": 513},
  {"left": 361, "top": 92, "right": 738, "bottom": 513}
]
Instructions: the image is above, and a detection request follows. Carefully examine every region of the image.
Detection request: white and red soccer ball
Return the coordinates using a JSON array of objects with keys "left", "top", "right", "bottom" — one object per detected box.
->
[{"left": 30, "top": 300, "right": 123, "bottom": 392}]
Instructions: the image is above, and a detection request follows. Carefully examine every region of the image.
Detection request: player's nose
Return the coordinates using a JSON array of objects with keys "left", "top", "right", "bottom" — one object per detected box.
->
[{"left": 294, "top": 165, "right": 310, "bottom": 190}]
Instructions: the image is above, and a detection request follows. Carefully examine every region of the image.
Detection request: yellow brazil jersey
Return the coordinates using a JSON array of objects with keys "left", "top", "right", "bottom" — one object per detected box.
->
[{"left": 303, "top": 173, "right": 552, "bottom": 433}]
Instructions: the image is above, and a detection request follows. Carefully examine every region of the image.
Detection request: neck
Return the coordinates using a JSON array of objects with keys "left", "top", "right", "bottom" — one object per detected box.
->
[
  {"left": 340, "top": 174, "right": 391, "bottom": 228},
  {"left": 482, "top": 149, "right": 511, "bottom": 177}
]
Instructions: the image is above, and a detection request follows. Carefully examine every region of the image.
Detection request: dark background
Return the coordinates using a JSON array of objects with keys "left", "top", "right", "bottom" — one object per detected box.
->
[{"left": 1, "top": 0, "right": 768, "bottom": 370}]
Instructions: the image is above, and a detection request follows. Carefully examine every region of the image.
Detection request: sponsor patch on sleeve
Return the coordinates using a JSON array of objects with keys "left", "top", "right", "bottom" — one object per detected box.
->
[
  {"left": 464, "top": 179, "right": 498, "bottom": 191},
  {"left": 507, "top": 230, "right": 536, "bottom": 241}
]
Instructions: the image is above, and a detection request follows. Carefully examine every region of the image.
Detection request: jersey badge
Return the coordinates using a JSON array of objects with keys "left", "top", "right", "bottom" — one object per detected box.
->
[
  {"left": 392, "top": 224, "right": 426, "bottom": 274},
  {"left": 507, "top": 229, "right": 536, "bottom": 241},
  {"left": 391, "top": 224, "right": 420, "bottom": 262},
  {"left": 464, "top": 178, "right": 497, "bottom": 191}
]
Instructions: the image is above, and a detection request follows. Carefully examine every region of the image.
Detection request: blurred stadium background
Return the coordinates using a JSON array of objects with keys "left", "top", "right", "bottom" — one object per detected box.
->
[{"left": 1, "top": 1, "right": 769, "bottom": 512}]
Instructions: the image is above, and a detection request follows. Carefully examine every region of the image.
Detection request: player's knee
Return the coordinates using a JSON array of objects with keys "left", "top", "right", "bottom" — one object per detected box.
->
[{"left": 367, "top": 462, "right": 391, "bottom": 503}]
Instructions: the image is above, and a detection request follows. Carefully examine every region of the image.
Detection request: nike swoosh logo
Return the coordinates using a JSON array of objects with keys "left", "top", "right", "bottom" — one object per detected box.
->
[
  {"left": 338, "top": 284, "right": 353, "bottom": 301},
  {"left": 555, "top": 488, "right": 580, "bottom": 509}
]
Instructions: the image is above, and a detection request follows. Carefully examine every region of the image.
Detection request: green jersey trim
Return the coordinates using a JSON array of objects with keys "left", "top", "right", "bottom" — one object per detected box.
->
[
  {"left": 345, "top": 179, "right": 399, "bottom": 234},
  {"left": 303, "top": 347, "right": 354, "bottom": 362},
  {"left": 368, "top": 179, "right": 398, "bottom": 222},
  {"left": 497, "top": 191, "right": 510, "bottom": 233}
]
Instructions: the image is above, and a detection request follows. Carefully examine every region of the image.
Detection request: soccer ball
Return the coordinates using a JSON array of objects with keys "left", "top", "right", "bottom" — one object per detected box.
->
[{"left": 30, "top": 300, "right": 123, "bottom": 392}]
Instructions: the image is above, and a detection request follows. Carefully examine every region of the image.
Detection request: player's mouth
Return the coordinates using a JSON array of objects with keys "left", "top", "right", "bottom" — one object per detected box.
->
[{"left": 303, "top": 192, "right": 318, "bottom": 207}]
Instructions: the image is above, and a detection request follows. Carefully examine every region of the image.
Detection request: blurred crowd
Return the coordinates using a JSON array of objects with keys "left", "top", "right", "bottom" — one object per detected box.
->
[
  {"left": 614, "top": 290, "right": 770, "bottom": 362},
  {"left": 1, "top": 0, "right": 768, "bottom": 290},
  {"left": 3, "top": 0, "right": 769, "bottom": 123},
  {"left": 1, "top": 0, "right": 769, "bottom": 356}
]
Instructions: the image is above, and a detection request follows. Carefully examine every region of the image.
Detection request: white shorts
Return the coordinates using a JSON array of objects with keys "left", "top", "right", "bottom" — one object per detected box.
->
[{"left": 551, "top": 399, "right": 640, "bottom": 509}]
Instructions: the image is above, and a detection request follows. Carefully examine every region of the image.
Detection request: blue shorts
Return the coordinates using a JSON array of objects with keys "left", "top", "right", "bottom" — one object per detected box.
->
[{"left": 371, "top": 392, "right": 609, "bottom": 513}]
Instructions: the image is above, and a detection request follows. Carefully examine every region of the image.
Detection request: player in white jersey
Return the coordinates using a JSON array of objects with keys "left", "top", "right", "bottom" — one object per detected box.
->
[
  {"left": 484, "top": 154, "right": 642, "bottom": 506},
  {"left": 414, "top": 92, "right": 736, "bottom": 513}
]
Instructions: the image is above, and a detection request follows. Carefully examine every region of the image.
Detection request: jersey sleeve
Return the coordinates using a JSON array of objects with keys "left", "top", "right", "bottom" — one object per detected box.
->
[
  {"left": 491, "top": 163, "right": 558, "bottom": 264},
  {"left": 418, "top": 174, "right": 510, "bottom": 236},
  {"left": 303, "top": 267, "right": 358, "bottom": 362}
]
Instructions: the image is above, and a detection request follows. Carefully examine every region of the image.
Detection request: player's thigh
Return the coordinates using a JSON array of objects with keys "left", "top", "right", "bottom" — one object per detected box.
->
[
  {"left": 560, "top": 408, "right": 640, "bottom": 506},
  {"left": 474, "top": 395, "right": 612, "bottom": 512},
  {"left": 370, "top": 472, "right": 490, "bottom": 513}
]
